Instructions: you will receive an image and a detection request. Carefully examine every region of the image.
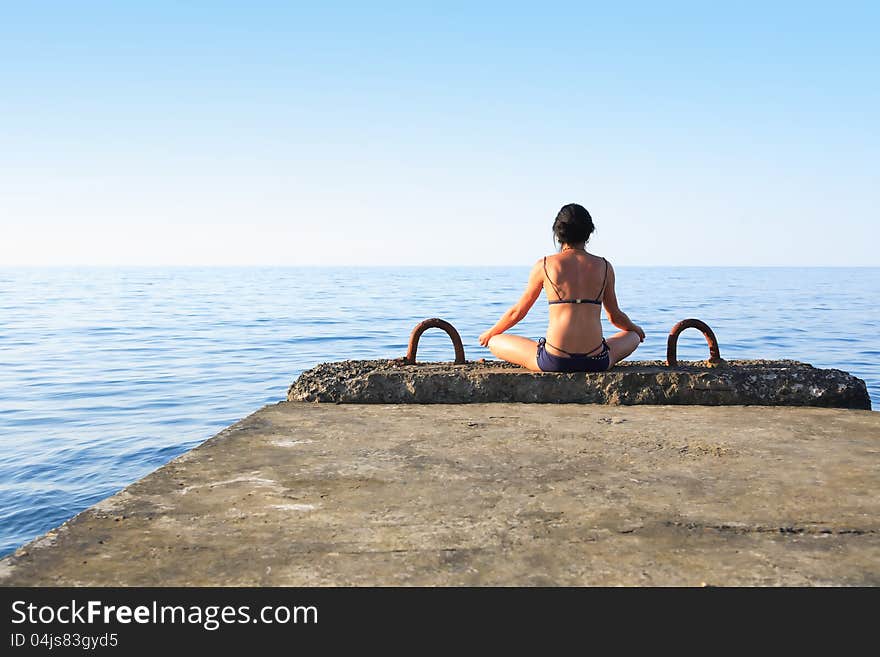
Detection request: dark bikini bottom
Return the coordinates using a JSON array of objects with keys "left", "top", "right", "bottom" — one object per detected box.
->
[{"left": 536, "top": 337, "right": 610, "bottom": 373}]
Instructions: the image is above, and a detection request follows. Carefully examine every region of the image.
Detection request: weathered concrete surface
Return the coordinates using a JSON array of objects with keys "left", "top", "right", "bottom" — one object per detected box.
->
[
  {"left": 2, "top": 403, "right": 878, "bottom": 586},
  {"left": 289, "top": 359, "right": 871, "bottom": 410}
]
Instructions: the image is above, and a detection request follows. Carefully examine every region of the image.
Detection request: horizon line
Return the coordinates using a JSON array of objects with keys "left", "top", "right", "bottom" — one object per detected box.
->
[{"left": 2, "top": 263, "right": 879, "bottom": 269}]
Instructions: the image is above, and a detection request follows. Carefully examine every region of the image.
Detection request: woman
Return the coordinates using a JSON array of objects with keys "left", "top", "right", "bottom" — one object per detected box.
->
[{"left": 478, "top": 203, "right": 644, "bottom": 372}]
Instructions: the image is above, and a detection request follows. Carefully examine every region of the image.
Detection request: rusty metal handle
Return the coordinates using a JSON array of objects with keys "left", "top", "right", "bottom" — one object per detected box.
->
[
  {"left": 405, "top": 318, "right": 466, "bottom": 364},
  {"left": 666, "top": 318, "right": 723, "bottom": 367}
]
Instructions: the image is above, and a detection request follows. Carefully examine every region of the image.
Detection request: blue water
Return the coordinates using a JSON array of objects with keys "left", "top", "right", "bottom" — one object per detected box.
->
[{"left": 1, "top": 266, "right": 878, "bottom": 557}]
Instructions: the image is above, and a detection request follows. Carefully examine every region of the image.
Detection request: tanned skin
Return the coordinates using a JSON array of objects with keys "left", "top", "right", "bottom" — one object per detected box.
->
[{"left": 478, "top": 241, "right": 644, "bottom": 371}]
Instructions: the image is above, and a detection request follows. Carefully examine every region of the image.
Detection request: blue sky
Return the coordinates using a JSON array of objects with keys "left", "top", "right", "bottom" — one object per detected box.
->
[{"left": 1, "top": 1, "right": 877, "bottom": 265}]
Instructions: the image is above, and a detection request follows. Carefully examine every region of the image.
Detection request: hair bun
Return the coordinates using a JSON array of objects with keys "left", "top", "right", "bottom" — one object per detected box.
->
[{"left": 553, "top": 203, "right": 594, "bottom": 245}]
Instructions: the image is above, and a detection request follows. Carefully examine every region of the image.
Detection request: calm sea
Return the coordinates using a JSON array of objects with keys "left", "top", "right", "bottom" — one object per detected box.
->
[{"left": 1, "top": 266, "right": 878, "bottom": 556}]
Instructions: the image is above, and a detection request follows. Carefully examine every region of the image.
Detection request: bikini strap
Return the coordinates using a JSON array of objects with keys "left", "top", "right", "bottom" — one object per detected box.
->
[
  {"left": 543, "top": 256, "right": 564, "bottom": 300},
  {"left": 595, "top": 257, "right": 608, "bottom": 302},
  {"left": 543, "top": 338, "right": 575, "bottom": 357},
  {"left": 545, "top": 338, "right": 608, "bottom": 358}
]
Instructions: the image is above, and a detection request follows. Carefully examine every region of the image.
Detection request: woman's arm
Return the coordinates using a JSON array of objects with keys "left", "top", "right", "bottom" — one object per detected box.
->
[
  {"left": 601, "top": 261, "right": 645, "bottom": 342},
  {"left": 478, "top": 260, "right": 544, "bottom": 346}
]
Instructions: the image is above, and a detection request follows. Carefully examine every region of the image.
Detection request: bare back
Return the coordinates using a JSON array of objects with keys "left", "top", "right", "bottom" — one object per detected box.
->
[{"left": 542, "top": 250, "right": 607, "bottom": 355}]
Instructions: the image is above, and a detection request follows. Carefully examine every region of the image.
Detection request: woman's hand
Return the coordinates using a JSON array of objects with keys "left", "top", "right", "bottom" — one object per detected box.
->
[
  {"left": 633, "top": 324, "right": 646, "bottom": 342},
  {"left": 478, "top": 330, "right": 495, "bottom": 347}
]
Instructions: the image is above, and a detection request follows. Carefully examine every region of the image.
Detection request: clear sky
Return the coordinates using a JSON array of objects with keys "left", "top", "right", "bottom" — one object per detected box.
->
[{"left": 1, "top": 1, "right": 877, "bottom": 266}]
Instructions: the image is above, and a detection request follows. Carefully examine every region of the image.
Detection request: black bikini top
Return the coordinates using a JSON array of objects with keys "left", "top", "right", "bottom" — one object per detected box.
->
[{"left": 544, "top": 254, "right": 608, "bottom": 306}]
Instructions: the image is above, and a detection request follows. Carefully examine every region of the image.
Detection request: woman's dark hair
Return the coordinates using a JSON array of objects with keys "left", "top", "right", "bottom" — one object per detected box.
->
[{"left": 552, "top": 203, "right": 595, "bottom": 247}]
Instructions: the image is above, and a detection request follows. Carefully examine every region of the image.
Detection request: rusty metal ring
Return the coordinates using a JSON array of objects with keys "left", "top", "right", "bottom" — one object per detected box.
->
[
  {"left": 405, "top": 318, "right": 466, "bottom": 364},
  {"left": 666, "top": 318, "right": 723, "bottom": 367}
]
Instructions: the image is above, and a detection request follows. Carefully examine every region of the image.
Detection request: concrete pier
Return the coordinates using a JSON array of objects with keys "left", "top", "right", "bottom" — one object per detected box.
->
[{"left": 3, "top": 402, "right": 878, "bottom": 586}]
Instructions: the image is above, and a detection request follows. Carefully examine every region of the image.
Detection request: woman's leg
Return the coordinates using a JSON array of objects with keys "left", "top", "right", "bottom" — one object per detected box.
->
[
  {"left": 487, "top": 334, "right": 540, "bottom": 371},
  {"left": 605, "top": 330, "right": 641, "bottom": 368}
]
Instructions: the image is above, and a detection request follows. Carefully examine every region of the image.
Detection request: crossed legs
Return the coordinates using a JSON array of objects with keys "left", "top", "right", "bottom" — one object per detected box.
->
[
  {"left": 604, "top": 330, "right": 641, "bottom": 367},
  {"left": 486, "top": 334, "right": 540, "bottom": 371},
  {"left": 486, "top": 330, "right": 641, "bottom": 371}
]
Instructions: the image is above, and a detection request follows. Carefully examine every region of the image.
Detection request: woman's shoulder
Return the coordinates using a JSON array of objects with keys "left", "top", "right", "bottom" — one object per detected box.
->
[{"left": 587, "top": 252, "right": 611, "bottom": 268}]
